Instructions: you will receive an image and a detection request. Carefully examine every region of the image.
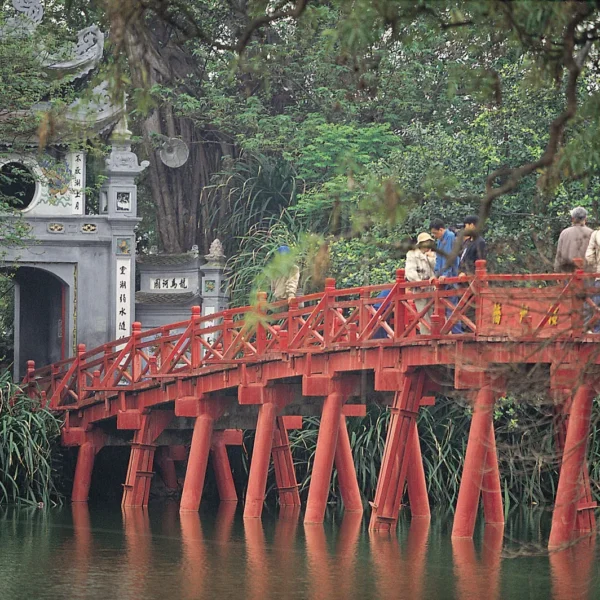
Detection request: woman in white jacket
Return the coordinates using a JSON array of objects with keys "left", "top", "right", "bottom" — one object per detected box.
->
[{"left": 405, "top": 232, "right": 437, "bottom": 334}]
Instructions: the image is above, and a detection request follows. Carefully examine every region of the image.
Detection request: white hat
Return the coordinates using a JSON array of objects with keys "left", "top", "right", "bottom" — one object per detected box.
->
[{"left": 416, "top": 232, "right": 434, "bottom": 244}]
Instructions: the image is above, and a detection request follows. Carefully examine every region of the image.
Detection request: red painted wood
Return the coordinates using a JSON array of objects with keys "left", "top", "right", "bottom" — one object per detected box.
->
[
  {"left": 549, "top": 384, "right": 594, "bottom": 549},
  {"left": 304, "top": 391, "right": 343, "bottom": 524},
  {"left": 452, "top": 386, "right": 496, "bottom": 538},
  {"left": 335, "top": 414, "right": 363, "bottom": 512}
]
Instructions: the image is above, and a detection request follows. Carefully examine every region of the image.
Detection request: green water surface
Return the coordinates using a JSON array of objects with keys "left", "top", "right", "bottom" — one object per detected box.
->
[{"left": 0, "top": 504, "right": 597, "bottom": 599}]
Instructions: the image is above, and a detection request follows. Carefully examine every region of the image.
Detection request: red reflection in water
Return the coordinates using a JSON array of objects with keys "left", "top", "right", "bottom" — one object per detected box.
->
[
  {"left": 550, "top": 534, "right": 596, "bottom": 600},
  {"left": 122, "top": 508, "right": 152, "bottom": 598},
  {"left": 244, "top": 517, "right": 270, "bottom": 600},
  {"left": 370, "top": 517, "right": 430, "bottom": 600},
  {"left": 305, "top": 523, "right": 334, "bottom": 600},
  {"left": 452, "top": 525, "right": 503, "bottom": 600},
  {"left": 335, "top": 512, "right": 363, "bottom": 599},
  {"left": 71, "top": 503, "right": 92, "bottom": 596},
  {"left": 179, "top": 510, "right": 207, "bottom": 600},
  {"left": 304, "top": 513, "right": 363, "bottom": 600}
]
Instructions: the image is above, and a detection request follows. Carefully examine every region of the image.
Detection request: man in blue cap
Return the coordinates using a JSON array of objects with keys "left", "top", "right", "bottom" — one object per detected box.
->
[{"left": 270, "top": 245, "right": 300, "bottom": 301}]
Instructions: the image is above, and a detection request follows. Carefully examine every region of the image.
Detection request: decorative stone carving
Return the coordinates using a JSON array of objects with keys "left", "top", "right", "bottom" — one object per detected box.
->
[
  {"left": 81, "top": 223, "right": 97, "bottom": 233},
  {"left": 46, "top": 25, "right": 104, "bottom": 80},
  {"left": 12, "top": 0, "right": 43, "bottom": 24},
  {"left": 66, "top": 82, "right": 124, "bottom": 131},
  {"left": 103, "top": 114, "right": 149, "bottom": 175},
  {"left": 47, "top": 222, "right": 64, "bottom": 233},
  {"left": 204, "top": 239, "right": 226, "bottom": 266}
]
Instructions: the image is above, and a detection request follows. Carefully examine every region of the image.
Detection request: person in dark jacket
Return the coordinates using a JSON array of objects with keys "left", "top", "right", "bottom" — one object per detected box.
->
[{"left": 458, "top": 215, "right": 486, "bottom": 276}]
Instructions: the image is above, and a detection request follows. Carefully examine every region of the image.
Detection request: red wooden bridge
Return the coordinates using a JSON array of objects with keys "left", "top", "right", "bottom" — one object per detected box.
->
[{"left": 23, "top": 261, "right": 600, "bottom": 548}]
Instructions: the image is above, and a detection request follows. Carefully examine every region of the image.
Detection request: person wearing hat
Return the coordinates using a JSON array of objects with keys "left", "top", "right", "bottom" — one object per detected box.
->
[
  {"left": 270, "top": 245, "right": 300, "bottom": 301},
  {"left": 554, "top": 207, "right": 592, "bottom": 273},
  {"left": 405, "top": 232, "right": 437, "bottom": 334}
]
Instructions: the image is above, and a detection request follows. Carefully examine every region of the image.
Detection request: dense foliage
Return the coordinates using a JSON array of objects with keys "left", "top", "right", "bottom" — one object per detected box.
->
[{"left": 0, "top": 371, "right": 63, "bottom": 506}]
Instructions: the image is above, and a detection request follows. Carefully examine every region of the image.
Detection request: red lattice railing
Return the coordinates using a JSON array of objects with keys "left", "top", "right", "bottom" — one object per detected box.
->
[{"left": 22, "top": 261, "right": 600, "bottom": 411}]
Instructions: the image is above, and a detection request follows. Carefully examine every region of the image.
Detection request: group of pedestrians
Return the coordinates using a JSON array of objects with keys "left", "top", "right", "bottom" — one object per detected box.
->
[{"left": 404, "top": 216, "right": 486, "bottom": 333}]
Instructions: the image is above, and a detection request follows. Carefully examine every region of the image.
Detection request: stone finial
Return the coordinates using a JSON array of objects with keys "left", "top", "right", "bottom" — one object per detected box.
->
[
  {"left": 112, "top": 113, "right": 132, "bottom": 141},
  {"left": 204, "top": 239, "right": 226, "bottom": 266},
  {"left": 206, "top": 239, "right": 225, "bottom": 259}
]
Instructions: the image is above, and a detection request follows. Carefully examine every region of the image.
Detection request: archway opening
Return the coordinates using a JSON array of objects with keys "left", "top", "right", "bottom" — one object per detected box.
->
[{"left": 14, "top": 267, "right": 68, "bottom": 378}]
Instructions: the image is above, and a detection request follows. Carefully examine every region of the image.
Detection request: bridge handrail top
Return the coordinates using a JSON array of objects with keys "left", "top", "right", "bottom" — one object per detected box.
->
[{"left": 24, "top": 267, "right": 600, "bottom": 381}]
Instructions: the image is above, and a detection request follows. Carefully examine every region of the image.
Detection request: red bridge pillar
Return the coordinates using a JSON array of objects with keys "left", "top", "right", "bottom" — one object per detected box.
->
[
  {"left": 452, "top": 381, "right": 504, "bottom": 538},
  {"left": 369, "top": 370, "right": 428, "bottom": 531},
  {"left": 335, "top": 413, "right": 363, "bottom": 513},
  {"left": 121, "top": 410, "right": 174, "bottom": 508},
  {"left": 211, "top": 430, "right": 240, "bottom": 503},
  {"left": 177, "top": 395, "right": 227, "bottom": 512},
  {"left": 549, "top": 383, "right": 595, "bottom": 549},
  {"left": 243, "top": 385, "right": 299, "bottom": 519},
  {"left": 70, "top": 428, "right": 106, "bottom": 503},
  {"left": 304, "top": 376, "right": 361, "bottom": 524},
  {"left": 305, "top": 388, "right": 343, "bottom": 523}
]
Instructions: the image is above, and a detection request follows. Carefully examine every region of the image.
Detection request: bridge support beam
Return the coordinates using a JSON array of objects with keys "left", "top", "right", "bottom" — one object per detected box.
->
[
  {"left": 155, "top": 446, "right": 179, "bottom": 492},
  {"left": 335, "top": 414, "right": 363, "bottom": 513},
  {"left": 406, "top": 425, "right": 430, "bottom": 518},
  {"left": 305, "top": 390, "right": 344, "bottom": 524},
  {"left": 552, "top": 392, "right": 596, "bottom": 535},
  {"left": 369, "top": 371, "right": 426, "bottom": 531},
  {"left": 452, "top": 384, "right": 503, "bottom": 538},
  {"left": 272, "top": 416, "right": 301, "bottom": 507},
  {"left": 68, "top": 428, "right": 106, "bottom": 503},
  {"left": 211, "top": 433, "right": 238, "bottom": 503},
  {"left": 181, "top": 414, "right": 214, "bottom": 511},
  {"left": 122, "top": 410, "right": 174, "bottom": 508},
  {"left": 549, "top": 383, "right": 594, "bottom": 549},
  {"left": 244, "top": 401, "right": 277, "bottom": 518}
]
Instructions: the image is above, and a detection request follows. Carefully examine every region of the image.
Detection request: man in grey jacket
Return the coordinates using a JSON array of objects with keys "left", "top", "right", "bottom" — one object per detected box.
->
[{"left": 554, "top": 207, "right": 592, "bottom": 272}]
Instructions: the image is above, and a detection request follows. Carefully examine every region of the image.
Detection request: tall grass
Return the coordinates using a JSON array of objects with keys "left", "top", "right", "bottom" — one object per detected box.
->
[{"left": 0, "top": 370, "right": 63, "bottom": 506}]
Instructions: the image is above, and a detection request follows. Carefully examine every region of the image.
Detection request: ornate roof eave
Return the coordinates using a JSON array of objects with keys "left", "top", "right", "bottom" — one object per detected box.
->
[{"left": 43, "top": 25, "right": 105, "bottom": 83}]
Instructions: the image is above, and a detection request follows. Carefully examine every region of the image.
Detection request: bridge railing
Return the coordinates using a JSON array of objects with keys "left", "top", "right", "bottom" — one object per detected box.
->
[{"left": 22, "top": 261, "right": 600, "bottom": 410}]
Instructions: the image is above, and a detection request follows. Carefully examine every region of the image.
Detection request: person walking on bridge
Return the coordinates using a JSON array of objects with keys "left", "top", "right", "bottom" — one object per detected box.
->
[
  {"left": 458, "top": 215, "right": 486, "bottom": 276},
  {"left": 431, "top": 218, "right": 462, "bottom": 333},
  {"left": 554, "top": 207, "right": 592, "bottom": 273},
  {"left": 270, "top": 245, "right": 300, "bottom": 301},
  {"left": 405, "top": 232, "right": 436, "bottom": 335}
]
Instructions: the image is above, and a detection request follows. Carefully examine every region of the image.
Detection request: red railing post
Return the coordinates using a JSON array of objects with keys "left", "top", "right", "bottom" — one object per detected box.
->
[
  {"left": 50, "top": 363, "right": 59, "bottom": 397},
  {"left": 25, "top": 360, "right": 36, "bottom": 399},
  {"left": 222, "top": 310, "right": 233, "bottom": 353},
  {"left": 474, "top": 260, "right": 487, "bottom": 334},
  {"left": 131, "top": 322, "right": 142, "bottom": 382},
  {"left": 324, "top": 278, "right": 336, "bottom": 346},
  {"left": 288, "top": 297, "right": 299, "bottom": 340},
  {"left": 278, "top": 328, "right": 289, "bottom": 352},
  {"left": 76, "top": 344, "right": 86, "bottom": 404},
  {"left": 190, "top": 306, "right": 202, "bottom": 367},
  {"left": 255, "top": 291, "right": 268, "bottom": 355},
  {"left": 359, "top": 287, "right": 369, "bottom": 336},
  {"left": 394, "top": 268, "right": 406, "bottom": 340},
  {"left": 571, "top": 259, "right": 585, "bottom": 337}
]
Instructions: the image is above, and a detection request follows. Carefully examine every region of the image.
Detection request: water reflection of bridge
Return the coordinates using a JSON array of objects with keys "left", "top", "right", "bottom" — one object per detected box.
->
[
  {"left": 65, "top": 504, "right": 597, "bottom": 600},
  {"left": 25, "top": 261, "right": 600, "bottom": 549}
]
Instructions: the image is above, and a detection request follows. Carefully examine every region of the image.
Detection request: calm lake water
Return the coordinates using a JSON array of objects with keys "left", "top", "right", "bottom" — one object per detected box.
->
[{"left": 0, "top": 503, "right": 597, "bottom": 600}]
